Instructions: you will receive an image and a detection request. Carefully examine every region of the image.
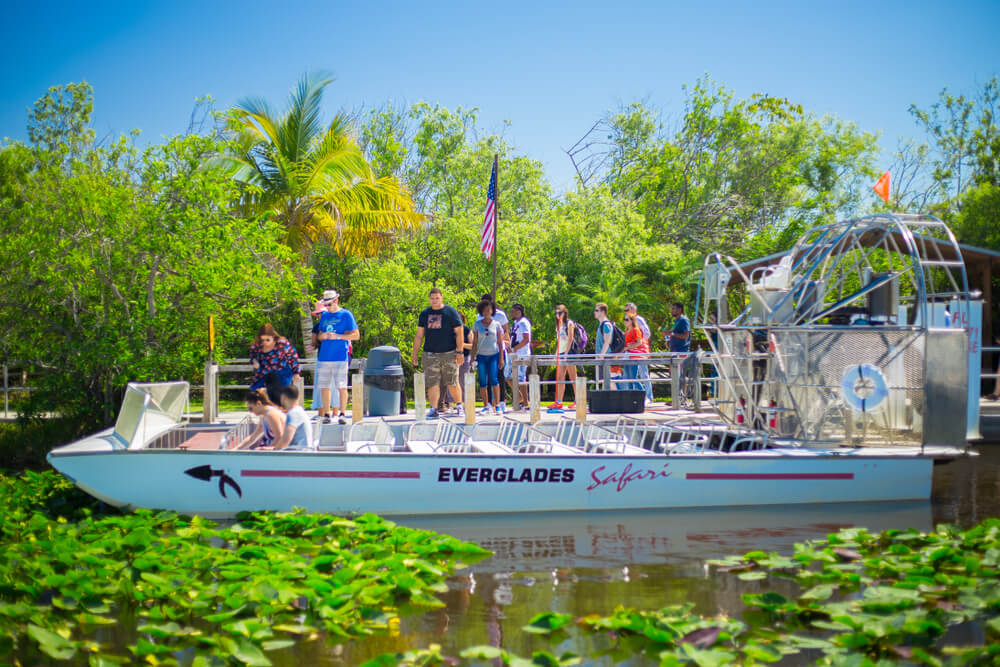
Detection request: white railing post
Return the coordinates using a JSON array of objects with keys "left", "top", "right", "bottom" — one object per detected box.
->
[
  {"left": 203, "top": 360, "right": 217, "bottom": 423},
  {"left": 352, "top": 372, "right": 364, "bottom": 423},
  {"left": 529, "top": 373, "right": 541, "bottom": 424},
  {"left": 414, "top": 372, "right": 426, "bottom": 421},
  {"left": 671, "top": 356, "right": 682, "bottom": 410}
]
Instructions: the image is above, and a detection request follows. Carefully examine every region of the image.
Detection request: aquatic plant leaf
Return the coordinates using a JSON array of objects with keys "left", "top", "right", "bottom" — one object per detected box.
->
[
  {"left": 27, "top": 624, "right": 77, "bottom": 660},
  {"left": 460, "top": 645, "right": 504, "bottom": 658},
  {"left": 800, "top": 584, "right": 835, "bottom": 600},
  {"left": 523, "top": 612, "right": 573, "bottom": 635}
]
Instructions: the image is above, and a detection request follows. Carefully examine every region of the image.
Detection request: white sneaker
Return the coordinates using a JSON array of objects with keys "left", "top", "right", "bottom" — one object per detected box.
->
[
  {"left": 497, "top": 402, "right": 507, "bottom": 414},
  {"left": 452, "top": 405, "right": 464, "bottom": 417},
  {"left": 645, "top": 399, "right": 656, "bottom": 407},
  {"left": 479, "top": 406, "right": 494, "bottom": 415}
]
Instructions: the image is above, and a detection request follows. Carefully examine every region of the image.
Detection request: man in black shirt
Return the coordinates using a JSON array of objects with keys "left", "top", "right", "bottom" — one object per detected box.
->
[{"left": 412, "top": 288, "right": 465, "bottom": 418}]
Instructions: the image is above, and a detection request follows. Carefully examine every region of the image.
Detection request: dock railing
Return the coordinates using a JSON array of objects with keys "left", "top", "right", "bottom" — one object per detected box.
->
[
  {"left": 507, "top": 351, "right": 716, "bottom": 412},
  {"left": 2, "top": 361, "right": 33, "bottom": 419},
  {"left": 202, "top": 357, "right": 367, "bottom": 423}
]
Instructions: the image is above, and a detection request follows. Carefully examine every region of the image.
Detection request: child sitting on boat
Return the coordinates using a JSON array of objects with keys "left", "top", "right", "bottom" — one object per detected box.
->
[{"left": 271, "top": 385, "right": 315, "bottom": 451}]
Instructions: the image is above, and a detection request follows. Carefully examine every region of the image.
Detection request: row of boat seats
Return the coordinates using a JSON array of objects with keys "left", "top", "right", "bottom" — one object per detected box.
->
[
  {"left": 609, "top": 414, "right": 765, "bottom": 455},
  {"left": 404, "top": 419, "right": 532, "bottom": 455},
  {"left": 524, "top": 418, "right": 648, "bottom": 456}
]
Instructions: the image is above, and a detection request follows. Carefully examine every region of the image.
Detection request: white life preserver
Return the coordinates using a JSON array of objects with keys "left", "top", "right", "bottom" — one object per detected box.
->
[{"left": 840, "top": 364, "right": 889, "bottom": 413}]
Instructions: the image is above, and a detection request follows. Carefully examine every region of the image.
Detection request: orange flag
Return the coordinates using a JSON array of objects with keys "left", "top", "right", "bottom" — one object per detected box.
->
[{"left": 873, "top": 171, "right": 890, "bottom": 204}]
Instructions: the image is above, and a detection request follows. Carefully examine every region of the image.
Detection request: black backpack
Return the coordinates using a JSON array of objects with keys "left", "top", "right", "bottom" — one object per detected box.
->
[{"left": 604, "top": 321, "right": 626, "bottom": 354}]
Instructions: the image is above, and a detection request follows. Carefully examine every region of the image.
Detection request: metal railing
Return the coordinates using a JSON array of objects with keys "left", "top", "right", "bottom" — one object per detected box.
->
[{"left": 508, "top": 351, "right": 716, "bottom": 411}]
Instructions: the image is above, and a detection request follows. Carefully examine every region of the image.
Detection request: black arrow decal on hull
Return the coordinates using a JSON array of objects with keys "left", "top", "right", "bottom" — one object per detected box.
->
[{"left": 185, "top": 464, "right": 242, "bottom": 498}]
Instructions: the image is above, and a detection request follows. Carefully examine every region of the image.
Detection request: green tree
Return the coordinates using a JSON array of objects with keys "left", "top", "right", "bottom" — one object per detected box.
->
[
  {"left": 573, "top": 79, "right": 878, "bottom": 256},
  {"left": 0, "top": 84, "right": 302, "bottom": 428},
  {"left": 909, "top": 76, "right": 1000, "bottom": 209},
  {"left": 209, "top": 73, "right": 424, "bottom": 354}
]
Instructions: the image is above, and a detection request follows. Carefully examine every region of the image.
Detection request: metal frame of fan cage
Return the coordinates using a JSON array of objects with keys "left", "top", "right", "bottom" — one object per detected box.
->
[{"left": 695, "top": 213, "right": 971, "bottom": 451}]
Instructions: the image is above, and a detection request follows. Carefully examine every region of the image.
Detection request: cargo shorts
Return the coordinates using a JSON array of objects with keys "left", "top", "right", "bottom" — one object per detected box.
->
[{"left": 423, "top": 350, "right": 459, "bottom": 387}]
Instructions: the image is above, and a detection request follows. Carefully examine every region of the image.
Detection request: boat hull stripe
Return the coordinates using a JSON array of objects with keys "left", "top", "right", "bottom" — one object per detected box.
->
[
  {"left": 242, "top": 470, "right": 420, "bottom": 479},
  {"left": 685, "top": 472, "right": 854, "bottom": 480}
]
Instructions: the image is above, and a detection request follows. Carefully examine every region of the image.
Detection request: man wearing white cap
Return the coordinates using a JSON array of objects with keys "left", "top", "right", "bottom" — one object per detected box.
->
[{"left": 312, "top": 289, "right": 359, "bottom": 424}]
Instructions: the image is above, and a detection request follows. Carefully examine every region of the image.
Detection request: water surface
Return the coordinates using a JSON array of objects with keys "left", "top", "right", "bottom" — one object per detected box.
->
[{"left": 286, "top": 447, "right": 1000, "bottom": 664}]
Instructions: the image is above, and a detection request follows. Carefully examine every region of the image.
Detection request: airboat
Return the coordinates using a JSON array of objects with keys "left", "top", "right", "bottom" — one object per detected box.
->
[{"left": 47, "top": 213, "right": 977, "bottom": 517}]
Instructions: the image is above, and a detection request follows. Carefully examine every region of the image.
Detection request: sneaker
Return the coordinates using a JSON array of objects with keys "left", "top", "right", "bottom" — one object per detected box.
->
[
  {"left": 338, "top": 415, "right": 347, "bottom": 425},
  {"left": 479, "top": 406, "right": 494, "bottom": 415},
  {"left": 425, "top": 408, "right": 439, "bottom": 420},
  {"left": 322, "top": 416, "right": 332, "bottom": 424},
  {"left": 645, "top": 399, "right": 656, "bottom": 407},
  {"left": 451, "top": 405, "right": 464, "bottom": 417},
  {"left": 497, "top": 402, "right": 507, "bottom": 414},
  {"left": 548, "top": 402, "right": 563, "bottom": 410}
]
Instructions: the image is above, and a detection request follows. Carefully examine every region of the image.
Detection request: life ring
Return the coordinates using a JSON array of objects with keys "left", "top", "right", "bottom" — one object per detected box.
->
[{"left": 840, "top": 364, "right": 889, "bottom": 413}]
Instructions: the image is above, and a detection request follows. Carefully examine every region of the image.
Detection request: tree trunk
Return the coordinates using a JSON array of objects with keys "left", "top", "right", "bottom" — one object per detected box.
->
[{"left": 300, "top": 288, "right": 316, "bottom": 358}]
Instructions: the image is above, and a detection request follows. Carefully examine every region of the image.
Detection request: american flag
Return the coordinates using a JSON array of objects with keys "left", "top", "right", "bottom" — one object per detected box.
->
[{"left": 480, "top": 160, "right": 497, "bottom": 257}]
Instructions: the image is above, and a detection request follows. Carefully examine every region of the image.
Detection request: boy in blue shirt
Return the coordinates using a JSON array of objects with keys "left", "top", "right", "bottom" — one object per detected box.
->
[{"left": 312, "top": 289, "right": 360, "bottom": 424}]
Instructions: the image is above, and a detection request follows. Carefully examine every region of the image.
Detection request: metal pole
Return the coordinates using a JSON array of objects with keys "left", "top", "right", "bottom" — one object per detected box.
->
[{"left": 491, "top": 153, "right": 498, "bottom": 301}]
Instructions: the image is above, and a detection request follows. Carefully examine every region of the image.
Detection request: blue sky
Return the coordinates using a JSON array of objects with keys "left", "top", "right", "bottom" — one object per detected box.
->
[{"left": 1, "top": 0, "right": 998, "bottom": 192}]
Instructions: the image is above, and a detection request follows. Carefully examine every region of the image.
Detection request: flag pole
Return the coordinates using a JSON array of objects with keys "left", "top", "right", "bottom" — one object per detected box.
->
[{"left": 491, "top": 153, "right": 498, "bottom": 301}]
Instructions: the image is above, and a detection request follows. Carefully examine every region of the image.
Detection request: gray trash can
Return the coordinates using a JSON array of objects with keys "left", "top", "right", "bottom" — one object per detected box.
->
[{"left": 364, "top": 346, "right": 405, "bottom": 417}]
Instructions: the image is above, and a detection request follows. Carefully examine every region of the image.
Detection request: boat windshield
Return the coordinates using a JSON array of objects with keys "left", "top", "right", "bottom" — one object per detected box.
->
[{"left": 111, "top": 382, "right": 190, "bottom": 450}]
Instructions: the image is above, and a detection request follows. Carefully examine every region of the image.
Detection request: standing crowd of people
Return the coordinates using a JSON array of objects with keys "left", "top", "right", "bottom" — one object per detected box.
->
[{"left": 238, "top": 286, "right": 693, "bottom": 443}]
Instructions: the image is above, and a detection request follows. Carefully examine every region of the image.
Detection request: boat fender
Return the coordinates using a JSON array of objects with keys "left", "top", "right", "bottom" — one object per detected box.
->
[{"left": 840, "top": 363, "right": 889, "bottom": 413}]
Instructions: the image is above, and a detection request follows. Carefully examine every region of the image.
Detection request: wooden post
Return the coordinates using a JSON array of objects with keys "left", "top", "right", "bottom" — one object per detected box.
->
[
  {"left": 352, "top": 373, "right": 364, "bottom": 423},
  {"left": 575, "top": 375, "right": 587, "bottom": 422},
  {"left": 464, "top": 371, "right": 476, "bottom": 425},
  {"left": 414, "top": 372, "right": 426, "bottom": 421},
  {"left": 529, "top": 373, "right": 541, "bottom": 424}
]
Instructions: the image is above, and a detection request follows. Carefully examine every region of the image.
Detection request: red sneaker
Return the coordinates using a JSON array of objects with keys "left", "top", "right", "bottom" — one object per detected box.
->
[{"left": 548, "top": 402, "right": 563, "bottom": 409}]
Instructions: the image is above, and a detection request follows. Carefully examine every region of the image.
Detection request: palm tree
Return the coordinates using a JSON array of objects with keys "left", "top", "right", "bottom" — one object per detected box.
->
[{"left": 209, "top": 72, "right": 424, "bottom": 354}]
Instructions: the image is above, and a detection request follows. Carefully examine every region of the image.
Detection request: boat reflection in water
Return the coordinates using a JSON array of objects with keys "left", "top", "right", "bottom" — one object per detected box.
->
[
  {"left": 401, "top": 500, "right": 932, "bottom": 572},
  {"left": 330, "top": 502, "right": 934, "bottom": 664}
]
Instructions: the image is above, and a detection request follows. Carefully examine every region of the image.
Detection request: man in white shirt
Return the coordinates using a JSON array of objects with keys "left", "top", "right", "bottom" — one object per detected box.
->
[{"left": 506, "top": 304, "right": 532, "bottom": 409}]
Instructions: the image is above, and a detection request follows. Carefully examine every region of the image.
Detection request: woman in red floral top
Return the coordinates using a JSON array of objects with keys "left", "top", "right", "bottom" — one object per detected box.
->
[
  {"left": 249, "top": 324, "right": 301, "bottom": 404},
  {"left": 622, "top": 314, "right": 649, "bottom": 393}
]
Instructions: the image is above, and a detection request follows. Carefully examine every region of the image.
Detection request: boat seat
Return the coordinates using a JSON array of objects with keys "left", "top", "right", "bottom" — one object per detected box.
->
[
  {"left": 405, "top": 440, "right": 437, "bottom": 454},
  {"left": 467, "top": 441, "right": 516, "bottom": 455},
  {"left": 315, "top": 421, "right": 347, "bottom": 451},
  {"left": 345, "top": 420, "right": 394, "bottom": 453}
]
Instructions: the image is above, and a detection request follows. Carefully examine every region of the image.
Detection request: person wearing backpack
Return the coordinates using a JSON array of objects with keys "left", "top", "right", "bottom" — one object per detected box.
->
[
  {"left": 593, "top": 302, "right": 624, "bottom": 389},
  {"left": 551, "top": 304, "right": 579, "bottom": 409}
]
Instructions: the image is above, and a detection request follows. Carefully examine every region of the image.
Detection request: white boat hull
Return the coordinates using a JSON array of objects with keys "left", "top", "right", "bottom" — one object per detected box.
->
[{"left": 48, "top": 448, "right": 935, "bottom": 518}]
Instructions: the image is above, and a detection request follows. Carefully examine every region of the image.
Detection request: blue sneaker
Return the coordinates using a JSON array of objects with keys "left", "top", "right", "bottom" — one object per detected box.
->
[{"left": 425, "top": 408, "right": 439, "bottom": 420}]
